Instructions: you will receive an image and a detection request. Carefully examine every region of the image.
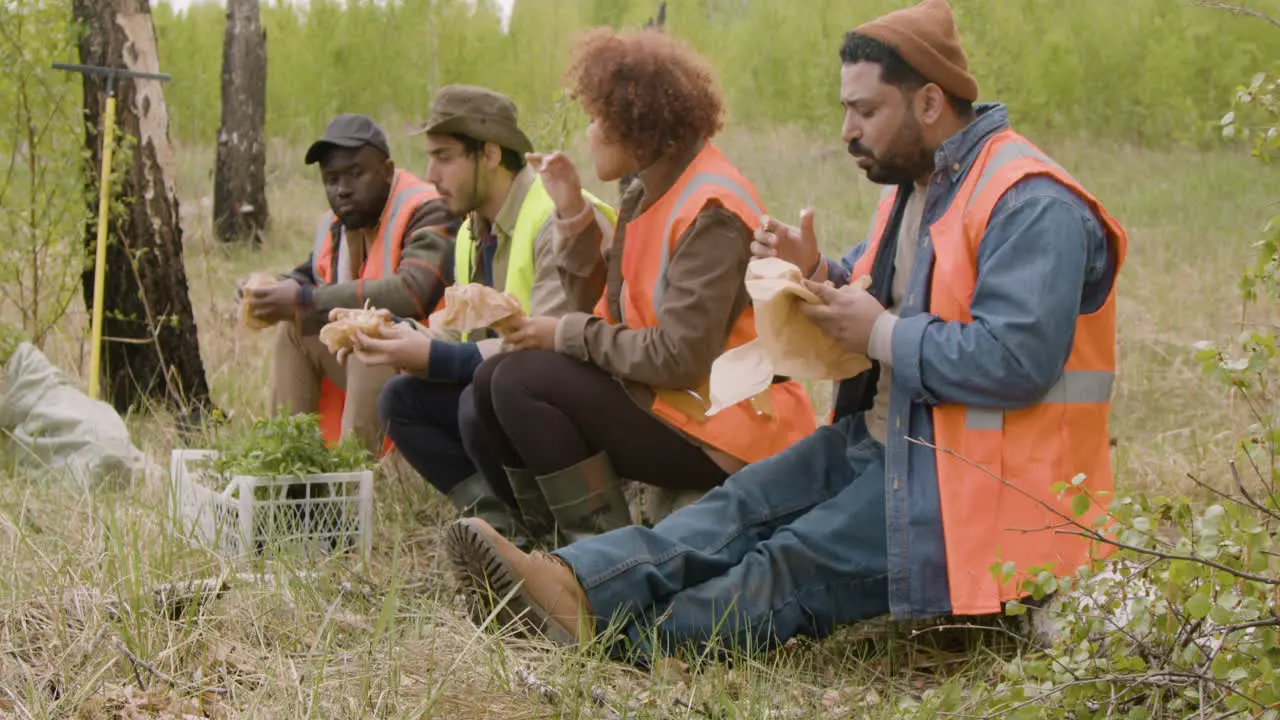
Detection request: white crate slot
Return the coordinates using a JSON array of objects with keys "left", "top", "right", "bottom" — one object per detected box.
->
[{"left": 170, "top": 449, "right": 373, "bottom": 560}]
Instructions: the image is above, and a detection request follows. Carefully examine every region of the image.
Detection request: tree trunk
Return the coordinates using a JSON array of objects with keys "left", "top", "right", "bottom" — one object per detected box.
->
[
  {"left": 213, "top": 0, "right": 268, "bottom": 244},
  {"left": 72, "top": 0, "right": 213, "bottom": 418}
]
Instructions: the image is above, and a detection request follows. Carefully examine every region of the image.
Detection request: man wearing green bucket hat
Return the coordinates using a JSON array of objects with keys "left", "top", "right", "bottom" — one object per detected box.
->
[{"left": 351, "top": 85, "right": 617, "bottom": 547}]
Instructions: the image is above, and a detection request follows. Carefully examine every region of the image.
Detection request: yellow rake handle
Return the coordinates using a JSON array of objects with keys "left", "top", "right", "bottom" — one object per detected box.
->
[{"left": 87, "top": 93, "right": 116, "bottom": 401}]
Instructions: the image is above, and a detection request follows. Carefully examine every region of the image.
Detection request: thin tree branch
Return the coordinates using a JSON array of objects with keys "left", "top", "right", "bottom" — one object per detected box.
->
[
  {"left": 1057, "top": 528, "right": 1280, "bottom": 586},
  {"left": 1190, "top": 1, "right": 1280, "bottom": 32},
  {"left": 1207, "top": 617, "right": 1280, "bottom": 636},
  {"left": 1185, "top": 473, "right": 1243, "bottom": 508},
  {"left": 907, "top": 437, "right": 1280, "bottom": 586},
  {"left": 941, "top": 670, "right": 1264, "bottom": 719},
  {"left": 114, "top": 639, "right": 228, "bottom": 695},
  {"left": 910, "top": 623, "right": 1084, "bottom": 682},
  {"left": 1233, "top": 457, "right": 1280, "bottom": 523}
]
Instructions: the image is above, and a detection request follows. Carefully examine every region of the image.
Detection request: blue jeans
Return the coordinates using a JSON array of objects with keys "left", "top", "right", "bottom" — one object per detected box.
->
[{"left": 553, "top": 415, "right": 890, "bottom": 663}]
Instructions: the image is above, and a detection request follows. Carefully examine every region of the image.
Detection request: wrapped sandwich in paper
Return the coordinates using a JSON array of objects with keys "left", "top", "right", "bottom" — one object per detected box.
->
[
  {"left": 428, "top": 283, "right": 526, "bottom": 335},
  {"left": 318, "top": 305, "right": 396, "bottom": 354},
  {"left": 707, "top": 257, "right": 872, "bottom": 415},
  {"left": 237, "top": 272, "right": 279, "bottom": 331}
]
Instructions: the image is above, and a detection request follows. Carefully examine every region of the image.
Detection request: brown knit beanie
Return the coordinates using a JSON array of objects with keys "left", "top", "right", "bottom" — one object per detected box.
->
[{"left": 853, "top": 0, "right": 979, "bottom": 102}]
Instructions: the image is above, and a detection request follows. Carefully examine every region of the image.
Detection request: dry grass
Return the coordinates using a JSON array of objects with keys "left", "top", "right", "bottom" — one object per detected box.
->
[{"left": 1, "top": 125, "right": 1277, "bottom": 717}]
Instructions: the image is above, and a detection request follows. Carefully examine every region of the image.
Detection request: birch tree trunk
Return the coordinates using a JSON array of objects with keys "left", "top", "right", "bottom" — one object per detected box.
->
[
  {"left": 214, "top": 0, "right": 268, "bottom": 244},
  {"left": 71, "top": 0, "right": 213, "bottom": 417}
]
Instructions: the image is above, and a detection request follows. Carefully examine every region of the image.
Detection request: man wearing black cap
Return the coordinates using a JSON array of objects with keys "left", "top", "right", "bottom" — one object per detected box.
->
[
  {"left": 240, "top": 113, "right": 457, "bottom": 455},
  {"left": 351, "top": 85, "right": 615, "bottom": 546}
]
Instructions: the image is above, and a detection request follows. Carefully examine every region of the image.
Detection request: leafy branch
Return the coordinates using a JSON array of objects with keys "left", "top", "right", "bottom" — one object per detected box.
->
[{"left": 906, "top": 437, "right": 1280, "bottom": 587}]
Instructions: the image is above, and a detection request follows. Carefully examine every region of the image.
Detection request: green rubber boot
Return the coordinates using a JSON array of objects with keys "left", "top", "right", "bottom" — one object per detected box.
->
[
  {"left": 446, "top": 474, "right": 530, "bottom": 550},
  {"left": 536, "top": 452, "right": 633, "bottom": 545},
  {"left": 506, "top": 466, "right": 556, "bottom": 543}
]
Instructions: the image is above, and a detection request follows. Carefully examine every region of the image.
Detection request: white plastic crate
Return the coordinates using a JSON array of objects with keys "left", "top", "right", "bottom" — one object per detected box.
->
[{"left": 169, "top": 449, "right": 373, "bottom": 560}]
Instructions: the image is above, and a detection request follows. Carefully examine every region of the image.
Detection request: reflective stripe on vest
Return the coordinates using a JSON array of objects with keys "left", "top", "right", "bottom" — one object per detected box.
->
[
  {"left": 378, "top": 182, "right": 437, "bottom": 277},
  {"left": 965, "top": 369, "right": 1115, "bottom": 430},
  {"left": 650, "top": 172, "right": 763, "bottom": 311},
  {"left": 848, "top": 127, "right": 1128, "bottom": 616},
  {"left": 311, "top": 212, "right": 335, "bottom": 280},
  {"left": 608, "top": 142, "right": 816, "bottom": 465},
  {"left": 453, "top": 176, "right": 617, "bottom": 338},
  {"left": 967, "top": 141, "right": 1061, "bottom": 204}
]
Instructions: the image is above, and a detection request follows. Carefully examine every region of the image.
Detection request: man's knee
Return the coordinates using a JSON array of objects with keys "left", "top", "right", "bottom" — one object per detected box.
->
[
  {"left": 274, "top": 319, "right": 304, "bottom": 350},
  {"left": 376, "top": 373, "right": 418, "bottom": 428},
  {"left": 457, "top": 384, "right": 486, "bottom": 451},
  {"left": 457, "top": 385, "right": 479, "bottom": 433}
]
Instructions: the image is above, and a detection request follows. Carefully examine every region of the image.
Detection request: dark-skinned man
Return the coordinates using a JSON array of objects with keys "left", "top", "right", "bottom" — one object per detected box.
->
[
  {"left": 347, "top": 86, "right": 615, "bottom": 547},
  {"left": 240, "top": 113, "right": 457, "bottom": 456},
  {"left": 443, "top": 0, "right": 1128, "bottom": 663}
]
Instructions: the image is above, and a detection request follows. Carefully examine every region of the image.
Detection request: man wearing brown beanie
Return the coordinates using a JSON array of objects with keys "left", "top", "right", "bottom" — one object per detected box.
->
[{"left": 444, "top": 0, "right": 1128, "bottom": 664}]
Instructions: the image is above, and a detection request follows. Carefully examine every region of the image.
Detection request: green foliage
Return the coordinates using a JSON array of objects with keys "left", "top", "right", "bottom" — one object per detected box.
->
[
  {"left": 1226, "top": 66, "right": 1280, "bottom": 304},
  {"left": 0, "top": 320, "right": 27, "bottom": 366},
  {"left": 0, "top": 0, "right": 89, "bottom": 347},
  {"left": 151, "top": 0, "right": 1280, "bottom": 149},
  {"left": 205, "top": 412, "right": 373, "bottom": 480},
  {"left": 916, "top": 486, "right": 1280, "bottom": 718}
]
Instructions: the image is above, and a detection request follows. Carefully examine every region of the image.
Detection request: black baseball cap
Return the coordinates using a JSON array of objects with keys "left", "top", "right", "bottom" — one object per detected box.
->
[{"left": 304, "top": 113, "right": 392, "bottom": 165}]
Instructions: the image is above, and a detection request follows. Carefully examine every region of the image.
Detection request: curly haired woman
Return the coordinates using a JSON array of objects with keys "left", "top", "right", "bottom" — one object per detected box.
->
[{"left": 461, "top": 28, "right": 817, "bottom": 547}]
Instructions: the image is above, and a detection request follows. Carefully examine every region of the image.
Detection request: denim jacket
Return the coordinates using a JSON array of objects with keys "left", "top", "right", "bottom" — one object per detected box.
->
[{"left": 823, "top": 103, "right": 1116, "bottom": 619}]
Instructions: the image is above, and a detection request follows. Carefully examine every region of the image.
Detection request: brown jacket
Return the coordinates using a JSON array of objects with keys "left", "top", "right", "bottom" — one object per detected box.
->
[{"left": 551, "top": 141, "right": 755, "bottom": 473}]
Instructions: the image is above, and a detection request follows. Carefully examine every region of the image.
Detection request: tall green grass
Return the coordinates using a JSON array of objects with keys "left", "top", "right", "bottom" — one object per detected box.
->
[{"left": 153, "top": 0, "right": 1279, "bottom": 148}]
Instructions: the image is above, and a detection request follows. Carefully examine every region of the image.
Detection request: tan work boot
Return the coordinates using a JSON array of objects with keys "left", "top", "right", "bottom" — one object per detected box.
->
[
  {"left": 537, "top": 452, "right": 633, "bottom": 545},
  {"left": 445, "top": 517, "right": 593, "bottom": 646}
]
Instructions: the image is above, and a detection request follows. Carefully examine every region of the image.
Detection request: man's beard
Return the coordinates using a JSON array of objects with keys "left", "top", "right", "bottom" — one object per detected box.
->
[
  {"left": 847, "top": 117, "right": 934, "bottom": 186},
  {"left": 339, "top": 209, "right": 379, "bottom": 229}
]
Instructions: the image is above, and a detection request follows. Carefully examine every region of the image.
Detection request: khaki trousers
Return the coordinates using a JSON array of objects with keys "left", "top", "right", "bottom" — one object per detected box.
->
[{"left": 271, "top": 321, "right": 395, "bottom": 455}]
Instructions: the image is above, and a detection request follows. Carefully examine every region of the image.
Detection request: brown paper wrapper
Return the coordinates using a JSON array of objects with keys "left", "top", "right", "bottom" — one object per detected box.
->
[
  {"left": 238, "top": 273, "right": 279, "bottom": 331},
  {"left": 427, "top": 283, "right": 526, "bottom": 335},
  {"left": 708, "top": 257, "right": 872, "bottom": 415}
]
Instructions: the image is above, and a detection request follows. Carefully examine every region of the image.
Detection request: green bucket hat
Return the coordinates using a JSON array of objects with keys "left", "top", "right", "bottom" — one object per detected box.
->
[{"left": 413, "top": 84, "right": 534, "bottom": 155}]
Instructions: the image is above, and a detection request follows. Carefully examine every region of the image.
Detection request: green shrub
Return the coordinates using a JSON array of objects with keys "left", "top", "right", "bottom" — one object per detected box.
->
[{"left": 205, "top": 412, "right": 373, "bottom": 481}]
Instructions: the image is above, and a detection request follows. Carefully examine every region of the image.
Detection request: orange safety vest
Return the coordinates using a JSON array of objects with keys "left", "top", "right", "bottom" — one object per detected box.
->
[
  {"left": 850, "top": 128, "right": 1128, "bottom": 615},
  {"left": 309, "top": 169, "right": 442, "bottom": 449},
  {"left": 594, "top": 143, "right": 817, "bottom": 464}
]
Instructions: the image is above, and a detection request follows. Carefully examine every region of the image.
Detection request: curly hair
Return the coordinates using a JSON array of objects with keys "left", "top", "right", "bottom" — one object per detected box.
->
[{"left": 565, "top": 28, "right": 724, "bottom": 165}]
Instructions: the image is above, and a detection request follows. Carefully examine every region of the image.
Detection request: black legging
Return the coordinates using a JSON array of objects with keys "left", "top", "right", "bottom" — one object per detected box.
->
[{"left": 469, "top": 350, "right": 728, "bottom": 491}]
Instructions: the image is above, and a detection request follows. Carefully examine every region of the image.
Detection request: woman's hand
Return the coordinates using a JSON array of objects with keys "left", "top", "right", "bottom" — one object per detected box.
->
[
  {"left": 526, "top": 151, "right": 588, "bottom": 220},
  {"left": 502, "top": 315, "right": 559, "bottom": 352}
]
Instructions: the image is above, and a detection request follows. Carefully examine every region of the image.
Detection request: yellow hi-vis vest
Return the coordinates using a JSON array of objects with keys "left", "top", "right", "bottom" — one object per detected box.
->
[{"left": 453, "top": 176, "right": 617, "bottom": 339}]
